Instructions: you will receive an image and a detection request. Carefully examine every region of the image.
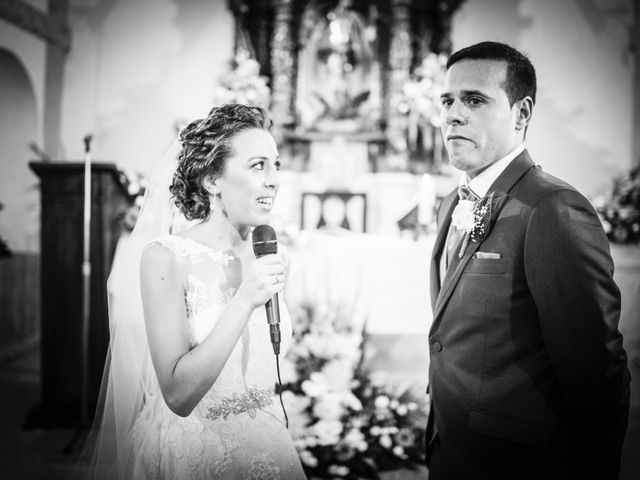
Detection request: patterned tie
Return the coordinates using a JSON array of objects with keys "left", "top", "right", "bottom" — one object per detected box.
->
[{"left": 445, "top": 185, "right": 480, "bottom": 269}]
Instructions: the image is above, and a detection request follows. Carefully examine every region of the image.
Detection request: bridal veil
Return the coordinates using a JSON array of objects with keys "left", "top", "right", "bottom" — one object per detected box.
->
[{"left": 77, "top": 137, "right": 192, "bottom": 479}]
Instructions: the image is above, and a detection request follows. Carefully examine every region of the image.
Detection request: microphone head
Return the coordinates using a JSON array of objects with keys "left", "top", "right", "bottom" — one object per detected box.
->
[{"left": 252, "top": 224, "right": 278, "bottom": 257}]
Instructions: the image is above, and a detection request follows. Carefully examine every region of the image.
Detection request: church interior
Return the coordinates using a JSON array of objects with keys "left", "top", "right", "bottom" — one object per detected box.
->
[{"left": 0, "top": 0, "right": 639, "bottom": 478}]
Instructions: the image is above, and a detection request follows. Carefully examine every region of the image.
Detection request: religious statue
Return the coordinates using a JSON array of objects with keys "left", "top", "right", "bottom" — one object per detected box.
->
[{"left": 296, "top": 0, "right": 380, "bottom": 132}]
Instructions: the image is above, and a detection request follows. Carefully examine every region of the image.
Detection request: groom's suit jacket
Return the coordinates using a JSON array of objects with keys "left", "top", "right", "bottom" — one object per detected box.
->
[{"left": 427, "top": 151, "right": 630, "bottom": 480}]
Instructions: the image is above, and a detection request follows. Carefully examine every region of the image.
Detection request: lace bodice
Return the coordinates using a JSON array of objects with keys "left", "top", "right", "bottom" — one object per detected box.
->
[{"left": 151, "top": 235, "right": 293, "bottom": 408}]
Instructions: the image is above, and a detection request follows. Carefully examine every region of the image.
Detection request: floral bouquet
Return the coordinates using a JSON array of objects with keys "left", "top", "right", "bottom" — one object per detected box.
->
[{"left": 281, "top": 303, "right": 427, "bottom": 479}]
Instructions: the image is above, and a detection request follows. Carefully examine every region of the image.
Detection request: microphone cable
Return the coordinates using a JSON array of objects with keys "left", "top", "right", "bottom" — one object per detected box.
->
[
  {"left": 252, "top": 225, "right": 288, "bottom": 428},
  {"left": 274, "top": 353, "right": 289, "bottom": 428}
]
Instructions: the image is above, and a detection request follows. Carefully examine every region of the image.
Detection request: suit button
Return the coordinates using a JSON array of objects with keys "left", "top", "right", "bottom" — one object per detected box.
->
[{"left": 433, "top": 341, "right": 443, "bottom": 352}]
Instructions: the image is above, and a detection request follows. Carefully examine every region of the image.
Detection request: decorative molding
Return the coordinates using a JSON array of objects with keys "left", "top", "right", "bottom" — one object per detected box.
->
[
  {"left": 270, "top": 0, "right": 295, "bottom": 131},
  {"left": 385, "top": 0, "right": 412, "bottom": 156},
  {"left": 0, "top": 0, "right": 70, "bottom": 52}
]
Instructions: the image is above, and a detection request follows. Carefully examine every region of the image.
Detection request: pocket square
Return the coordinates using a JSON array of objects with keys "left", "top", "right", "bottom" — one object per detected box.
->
[{"left": 474, "top": 252, "right": 501, "bottom": 259}]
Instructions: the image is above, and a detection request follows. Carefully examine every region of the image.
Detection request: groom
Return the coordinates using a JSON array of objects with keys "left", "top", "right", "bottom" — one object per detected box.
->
[{"left": 426, "top": 41, "right": 630, "bottom": 480}]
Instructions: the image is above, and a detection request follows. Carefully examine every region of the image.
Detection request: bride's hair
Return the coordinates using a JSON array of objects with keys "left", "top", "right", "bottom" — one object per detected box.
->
[{"left": 170, "top": 104, "right": 272, "bottom": 220}]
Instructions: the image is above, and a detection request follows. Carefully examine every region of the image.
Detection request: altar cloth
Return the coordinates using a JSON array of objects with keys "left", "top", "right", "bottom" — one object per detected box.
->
[{"left": 286, "top": 231, "right": 435, "bottom": 335}]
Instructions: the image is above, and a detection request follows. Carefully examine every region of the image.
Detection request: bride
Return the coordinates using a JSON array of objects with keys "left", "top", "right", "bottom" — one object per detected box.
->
[{"left": 81, "top": 104, "right": 306, "bottom": 479}]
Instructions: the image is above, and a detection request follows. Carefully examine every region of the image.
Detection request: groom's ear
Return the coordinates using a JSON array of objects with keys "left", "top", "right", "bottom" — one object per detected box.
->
[{"left": 515, "top": 96, "right": 533, "bottom": 132}]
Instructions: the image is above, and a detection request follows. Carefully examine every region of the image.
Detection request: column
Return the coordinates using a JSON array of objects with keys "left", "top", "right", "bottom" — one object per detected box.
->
[
  {"left": 270, "top": 0, "right": 296, "bottom": 135},
  {"left": 386, "top": 0, "right": 412, "bottom": 165}
]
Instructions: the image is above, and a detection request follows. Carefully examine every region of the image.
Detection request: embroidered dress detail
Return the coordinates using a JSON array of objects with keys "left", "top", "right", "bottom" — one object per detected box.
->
[
  {"left": 152, "top": 235, "right": 234, "bottom": 266},
  {"left": 206, "top": 386, "right": 273, "bottom": 420}
]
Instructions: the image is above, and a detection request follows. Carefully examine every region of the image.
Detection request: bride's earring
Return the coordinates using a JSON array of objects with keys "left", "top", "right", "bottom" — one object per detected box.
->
[
  {"left": 205, "top": 176, "right": 228, "bottom": 218},
  {"left": 217, "top": 193, "right": 228, "bottom": 217}
]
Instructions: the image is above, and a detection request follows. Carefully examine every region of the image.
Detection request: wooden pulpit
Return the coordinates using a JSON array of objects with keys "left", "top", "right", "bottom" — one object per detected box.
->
[{"left": 27, "top": 161, "right": 129, "bottom": 428}]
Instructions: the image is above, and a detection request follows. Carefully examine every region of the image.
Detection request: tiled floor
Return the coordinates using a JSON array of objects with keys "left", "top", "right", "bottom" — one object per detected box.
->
[{"left": 0, "top": 243, "right": 638, "bottom": 480}]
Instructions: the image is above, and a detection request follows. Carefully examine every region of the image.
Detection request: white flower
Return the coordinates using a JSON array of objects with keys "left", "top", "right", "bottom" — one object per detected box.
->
[
  {"left": 451, "top": 199, "right": 476, "bottom": 232},
  {"left": 379, "top": 434, "right": 393, "bottom": 449},
  {"left": 301, "top": 372, "right": 330, "bottom": 398},
  {"left": 342, "top": 391, "right": 363, "bottom": 412},
  {"left": 343, "top": 428, "right": 366, "bottom": 449},
  {"left": 312, "top": 393, "right": 344, "bottom": 421},
  {"left": 282, "top": 391, "right": 311, "bottom": 414},
  {"left": 393, "top": 446, "right": 405, "bottom": 457},
  {"left": 328, "top": 465, "right": 350, "bottom": 477},
  {"left": 279, "top": 358, "right": 298, "bottom": 384},
  {"left": 321, "top": 360, "right": 355, "bottom": 390},
  {"left": 395, "top": 428, "right": 416, "bottom": 447},
  {"left": 312, "top": 420, "right": 343, "bottom": 446},
  {"left": 299, "top": 450, "right": 318, "bottom": 468},
  {"left": 374, "top": 395, "right": 390, "bottom": 410}
]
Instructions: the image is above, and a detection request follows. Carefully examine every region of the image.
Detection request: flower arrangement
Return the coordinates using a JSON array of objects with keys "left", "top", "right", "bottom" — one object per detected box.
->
[
  {"left": 594, "top": 166, "right": 640, "bottom": 243},
  {"left": 281, "top": 303, "right": 427, "bottom": 479},
  {"left": 116, "top": 169, "right": 147, "bottom": 232},
  {"left": 213, "top": 48, "right": 271, "bottom": 110},
  {"left": 396, "top": 52, "right": 449, "bottom": 172},
  {"left": 401, "top": 53, "right": 449, "bottom": 129}
]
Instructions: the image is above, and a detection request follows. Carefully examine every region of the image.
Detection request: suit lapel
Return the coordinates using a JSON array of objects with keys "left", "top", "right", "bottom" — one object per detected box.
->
[
  {"left": 430, "top": 190, "right": 458, "bottom": 310},
  {"left": 430, "top": 151, "right": 536, "bottom": 332}
]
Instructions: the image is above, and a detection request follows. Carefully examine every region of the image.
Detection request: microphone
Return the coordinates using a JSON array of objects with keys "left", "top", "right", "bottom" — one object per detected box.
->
[{"left": 252, "top": 225, "right": 281, "bottom": 355}]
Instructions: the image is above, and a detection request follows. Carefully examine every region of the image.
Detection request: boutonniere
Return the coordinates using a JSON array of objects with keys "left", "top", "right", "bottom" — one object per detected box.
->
[{"left": 451, "top": 192, "right": 496, "bottom": 258}]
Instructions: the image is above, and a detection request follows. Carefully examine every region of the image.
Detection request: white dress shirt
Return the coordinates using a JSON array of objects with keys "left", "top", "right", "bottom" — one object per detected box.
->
[
  {"left": 462, "top": 143, "right": 525, "bottom": 197},
  {"left": 439, "top": 144, "right": 525, "bottom": 284}
]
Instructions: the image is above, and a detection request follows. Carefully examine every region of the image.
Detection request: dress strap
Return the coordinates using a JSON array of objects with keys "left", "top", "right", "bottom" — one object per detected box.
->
[{"left": 150, "top": 235, "right": 233, "bottom": 266}]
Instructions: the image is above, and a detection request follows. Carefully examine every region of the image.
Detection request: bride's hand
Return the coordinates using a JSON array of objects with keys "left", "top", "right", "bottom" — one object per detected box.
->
[{"left": 236, "top": 254, "right": 285, "bottom": 309}]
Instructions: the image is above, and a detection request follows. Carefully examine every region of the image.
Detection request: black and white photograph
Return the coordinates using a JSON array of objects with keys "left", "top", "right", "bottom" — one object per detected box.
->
[{"left": 0, "top": 0, "right": 638, "bottom": 479}]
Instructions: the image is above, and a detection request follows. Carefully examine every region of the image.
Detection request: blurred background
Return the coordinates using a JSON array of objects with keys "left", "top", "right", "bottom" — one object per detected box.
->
[{"left": 0, "top": 0, "right": 639, "bottom": 478}]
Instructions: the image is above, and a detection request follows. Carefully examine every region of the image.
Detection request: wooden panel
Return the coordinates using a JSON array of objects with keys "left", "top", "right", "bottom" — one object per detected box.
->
[
  {"left": 0, "top": 253, "right": 40, "bottom": 363},
  {"left": 27, "top": 161, "right": 128, "bottom": 427}
]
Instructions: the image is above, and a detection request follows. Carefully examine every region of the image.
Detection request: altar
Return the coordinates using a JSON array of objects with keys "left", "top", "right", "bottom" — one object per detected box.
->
[{"left": 286, "top": 230, "right": 436, "bottom": 335}]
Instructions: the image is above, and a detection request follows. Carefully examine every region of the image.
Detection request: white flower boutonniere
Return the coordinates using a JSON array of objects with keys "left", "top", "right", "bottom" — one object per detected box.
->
[
  {"left": 451, "top": 192, "right": 496, "bottom": 258},
  {"left": 451, "top": 199, "right": 477, "bottom": 233}
]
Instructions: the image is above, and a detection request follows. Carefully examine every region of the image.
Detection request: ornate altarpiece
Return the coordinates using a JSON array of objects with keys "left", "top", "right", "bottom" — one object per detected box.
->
[{"left": 228, "top": 0, "right": 463, "bottom": 174}]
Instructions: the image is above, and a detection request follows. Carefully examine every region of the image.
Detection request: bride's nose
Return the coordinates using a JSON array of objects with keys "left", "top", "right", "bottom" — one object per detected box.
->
[{"left": 264, "top": 164, "right": 279, "bottom": 189}]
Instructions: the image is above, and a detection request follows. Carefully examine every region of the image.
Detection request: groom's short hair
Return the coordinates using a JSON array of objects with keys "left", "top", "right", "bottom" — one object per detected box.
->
[{"left": 447, "top": 41, "right": 537, "bottom": 107}]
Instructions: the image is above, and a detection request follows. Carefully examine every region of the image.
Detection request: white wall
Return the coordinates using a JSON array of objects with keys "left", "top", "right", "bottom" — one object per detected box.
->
[
  {"left": 0, "top": 20, "right": 46, "bottom": 253},
  {"left": 61, "top": 0, "right": 235, "bottom": 174},
  {"left": 450, "top": 0, "right": 634, "bottom": 198},
  {"left": 0, "top": 19, "right": 46, "bottom": 147}
]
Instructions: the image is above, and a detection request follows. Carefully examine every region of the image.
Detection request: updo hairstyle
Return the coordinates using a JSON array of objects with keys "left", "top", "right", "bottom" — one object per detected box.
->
[{"left": 170, "top": 104, "right": 272, "bottom": 220}]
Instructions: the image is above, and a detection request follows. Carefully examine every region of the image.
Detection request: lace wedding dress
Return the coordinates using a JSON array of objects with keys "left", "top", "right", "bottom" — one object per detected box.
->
[{"left": 119, "top": 235, "right": 306, "bottom": 479}]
